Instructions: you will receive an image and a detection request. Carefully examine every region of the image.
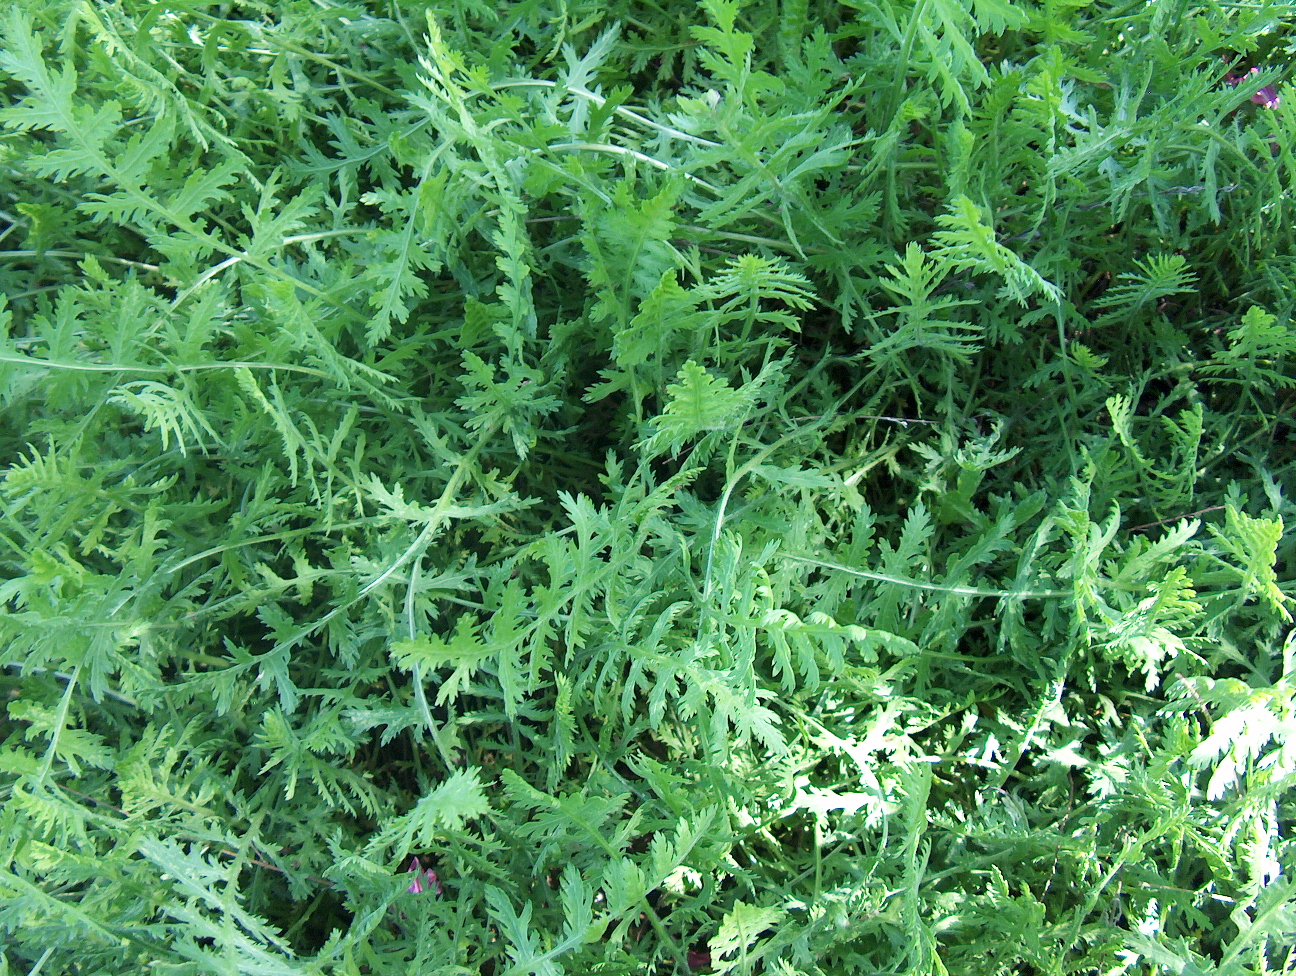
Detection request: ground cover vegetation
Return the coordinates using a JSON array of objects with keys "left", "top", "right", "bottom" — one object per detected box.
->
[{"left": 1, "top": 0, "right": 1295, "bottom": 971}]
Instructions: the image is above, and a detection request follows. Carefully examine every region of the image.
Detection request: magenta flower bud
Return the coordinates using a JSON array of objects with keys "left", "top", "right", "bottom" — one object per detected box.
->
[
  {"left": 688, "top": 948, "right": 712, "bottom": 969},
  {"left": 405, "top": 856, "right": 442, "bottom": 895}
]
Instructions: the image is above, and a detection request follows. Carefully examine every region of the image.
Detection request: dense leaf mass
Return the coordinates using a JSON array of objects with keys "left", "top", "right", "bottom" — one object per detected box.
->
[{"left": 1, "top": 0, "right": 1294, "bottom": 972}]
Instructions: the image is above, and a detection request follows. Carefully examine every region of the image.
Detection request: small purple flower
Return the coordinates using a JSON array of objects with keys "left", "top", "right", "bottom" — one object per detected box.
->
[
  {"left": 1224, "top": 66, "right": 1281, "bottom": 109},
  {"left": 1253, "top": 84, "right": 1280, "bottom": 110},
  {"left": 405, "top": 856, "right": 441, "bottom": 895}
]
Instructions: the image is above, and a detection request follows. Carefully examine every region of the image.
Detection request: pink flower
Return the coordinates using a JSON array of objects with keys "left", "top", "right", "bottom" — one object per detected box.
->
[{"left": 405, "top": 856, "right": 441, "bottom": 895}]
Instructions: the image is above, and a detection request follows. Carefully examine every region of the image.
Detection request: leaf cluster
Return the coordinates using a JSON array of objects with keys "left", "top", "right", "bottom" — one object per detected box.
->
[{"left": 1, "top": 0, "right": 1295, "bottom": 973}]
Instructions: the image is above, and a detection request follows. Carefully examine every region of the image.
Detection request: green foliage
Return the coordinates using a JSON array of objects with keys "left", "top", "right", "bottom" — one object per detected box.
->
[{"left": 1, "top": 0, "right": 1294, "bottom": 973}]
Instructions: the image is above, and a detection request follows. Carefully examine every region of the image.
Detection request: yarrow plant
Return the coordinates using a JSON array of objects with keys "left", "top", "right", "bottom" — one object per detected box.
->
[{"left": 0, "top": 0, "right": 1294, "bottom": 974}]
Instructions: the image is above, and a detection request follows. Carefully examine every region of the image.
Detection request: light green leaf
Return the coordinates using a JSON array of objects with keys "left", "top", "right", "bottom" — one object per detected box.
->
[
  {"left": 712, "top": 901, "right": 786, "bottom": 961},
  {"left": 641, "top": 360, "right": 758, "bottom": 455}
]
